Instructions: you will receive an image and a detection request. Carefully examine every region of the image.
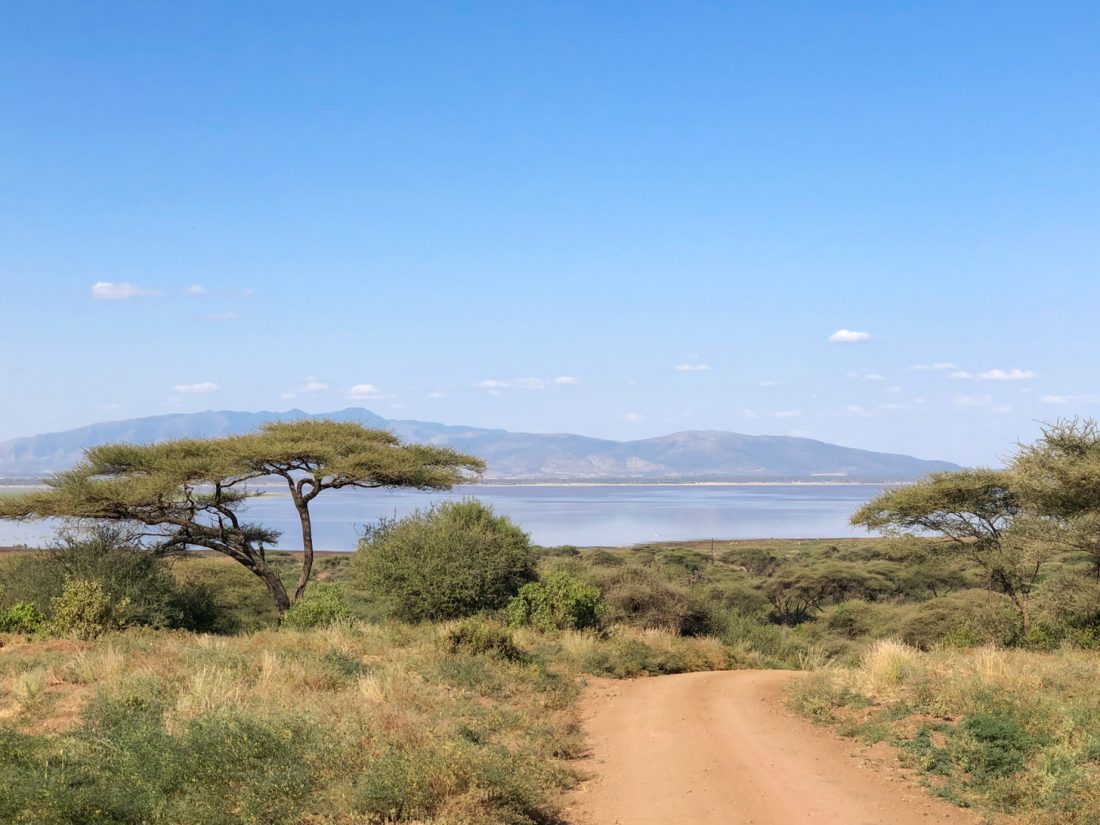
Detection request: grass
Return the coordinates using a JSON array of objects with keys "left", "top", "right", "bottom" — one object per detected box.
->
[{"left": 787, "top": 641, "right": 1100, "bottom": 824}]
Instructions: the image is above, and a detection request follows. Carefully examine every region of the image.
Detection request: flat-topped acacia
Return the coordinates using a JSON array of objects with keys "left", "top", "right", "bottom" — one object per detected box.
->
[{"left": 0, "top": 420, "right": 484, "bottom": 612}]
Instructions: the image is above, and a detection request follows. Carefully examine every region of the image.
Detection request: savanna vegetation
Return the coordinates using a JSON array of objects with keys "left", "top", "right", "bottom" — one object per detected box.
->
[{"left": 1, "top": 418, "right": 1098, "bottom": 823}]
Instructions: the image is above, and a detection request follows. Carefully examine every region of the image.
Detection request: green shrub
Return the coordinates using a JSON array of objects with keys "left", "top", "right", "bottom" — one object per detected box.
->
[
  {"left": 46, "top": 579, "right": 124, "bottom": 640},
  {"left": 506, "top": 571, "right": 603, "bottom": 631},
  {"left": 0, "top": 601, "right": 46, "bottom": 633},
  {"left": 900, "top": 589, "right": 1021, "bottom": 649},
  {"left": 280, "top": 584, "right": 351, "bottom": 630},
  {"left": 0, "top": 526, "right": 223, "bottom": 632},
  {"left": 354, "top": 500, "right": 535, "bottom": 622},
  {"left": 594, "top": 567, "right": 712, "bottom": 635},
  {"left": 445, "top": 617, "right": 527, "bottom": 661},
  {"left": 956, "top": 712, "right": 1034, "bottom": 779}
]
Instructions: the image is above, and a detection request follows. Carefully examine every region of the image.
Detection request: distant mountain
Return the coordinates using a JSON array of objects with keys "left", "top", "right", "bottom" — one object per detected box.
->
[{"left": 0, "top": 408, "right": 960, "bottom": 481}]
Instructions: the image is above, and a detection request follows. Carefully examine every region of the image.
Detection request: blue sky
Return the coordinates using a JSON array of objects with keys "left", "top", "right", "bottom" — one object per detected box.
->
[{"left": 2, "top": 2, "right": 1098, "bottom": 465}]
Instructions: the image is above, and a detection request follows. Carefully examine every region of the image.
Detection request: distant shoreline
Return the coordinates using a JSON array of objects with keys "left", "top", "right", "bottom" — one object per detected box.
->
[{"left": 1, "top": 479, "right": 903, "bottom": 491}]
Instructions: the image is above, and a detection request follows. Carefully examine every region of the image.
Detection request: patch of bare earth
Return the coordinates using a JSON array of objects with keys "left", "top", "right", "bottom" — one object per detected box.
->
[{"left": 567, "top": 670, "right": 995, "bottom": 825}]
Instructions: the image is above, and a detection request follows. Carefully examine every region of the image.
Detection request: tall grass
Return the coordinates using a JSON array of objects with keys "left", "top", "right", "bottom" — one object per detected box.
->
[{"left": 788, "top": 641, "right": 1100, "bottom": 823}]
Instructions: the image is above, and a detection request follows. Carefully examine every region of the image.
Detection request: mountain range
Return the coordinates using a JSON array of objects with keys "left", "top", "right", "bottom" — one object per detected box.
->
[{"left": 0, "top": 408, "right": 959, "bottom": 482}]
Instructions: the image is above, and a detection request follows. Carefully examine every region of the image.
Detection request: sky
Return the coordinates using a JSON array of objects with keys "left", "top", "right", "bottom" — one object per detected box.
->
[{"left": 2, "top": 2, "right": 1098, "bottom": 466}]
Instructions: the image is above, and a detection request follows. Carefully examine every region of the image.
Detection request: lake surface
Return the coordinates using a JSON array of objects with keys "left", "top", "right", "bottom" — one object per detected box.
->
[{"left": 0, "top": 484, "right": 885, "bottom": 549}]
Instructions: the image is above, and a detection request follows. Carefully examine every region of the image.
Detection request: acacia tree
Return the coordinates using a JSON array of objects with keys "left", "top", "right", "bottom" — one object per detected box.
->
[
  {"left": 851, "top": 468, "right": 1053, "bottom": 633},
  {"left": 1013, "top": 418, "right": 1100, "bottom": 577},
  {"left": 0, "top": 421, "right": 484, "bottom": 613}
]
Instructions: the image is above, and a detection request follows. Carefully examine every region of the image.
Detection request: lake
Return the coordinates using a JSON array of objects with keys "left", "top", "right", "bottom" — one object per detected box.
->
[{"left": 0, "top": 483, "right": 885, "bottom": 549}]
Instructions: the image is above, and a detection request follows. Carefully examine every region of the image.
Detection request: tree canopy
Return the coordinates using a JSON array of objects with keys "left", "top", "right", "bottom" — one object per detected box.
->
[{"left": 0, "top": 420, "right": 485, "bottom": 612}]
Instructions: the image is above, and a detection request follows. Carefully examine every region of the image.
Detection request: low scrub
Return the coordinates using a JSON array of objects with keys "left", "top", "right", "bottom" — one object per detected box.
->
[
  {"left": 507, "top": 571, "right": 603, "bottom": 631},
  {"left": 788, "top": 641, "right": 1100, "bottom": 823}
]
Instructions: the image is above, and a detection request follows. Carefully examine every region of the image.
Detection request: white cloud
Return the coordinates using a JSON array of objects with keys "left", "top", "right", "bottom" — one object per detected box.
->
[
  {"left": 185, "top": 285, "right": 209, "bottom": 296},
  {"left": 474, "top": 376, "right": 575, "bottom": 391},
  {"left": 772, "top": 409, "right": 803, "bottom": 418},
  {"left": 879, "top": 403, "right": 910, "bottom": 411},
  {"left": 91, "top": 281, "right": 159, "bottom": 300},
  {"left": 625, "top": 412, "right": 644, "bottom": 422},
  {"left": 949, "top": 371, "right": 974, "bottom": 380},
  {"left": 886, "top": 385, "right": 902, "bottom": 394},
  {"left": 756, "top": 380, "right": 781, "bottom": 388},
  {"left": 955, "top": 394, "right": 992, "bottom": 408},
  {"left": 828, "top": 329, "right": 871, "bottom": 343},
  {"left": 1040, "top": 395, "right": 1069, "bottom": 405},
  {"left": 174, "top": 382, "right": 218, "bottom": 393},
  {"left": 847, "top": 372, "right": 885, "bottom": 382},
  {"left": 979, "top": 368, "right": 1037, "bottom": 381},
  {"left": 349, "top": 383, "right": 382, "bottom": 399},
  {"left": 675, "top": 363, "right": 711, "bottom": 372},
  {"left": 845, "top": 404, "right": 873, "bottom": 417},
  {"left": 241, "top": 288, "right": 256, "bottom": 297},
  {"left": 303, "top": 380, "right": 329, "bottom": 393},
  {"left": 426, "top": 390, "right": 447, "bottom": 399},
  {"left": 911, "top": 362, "right": 958, "bottom": 371}
]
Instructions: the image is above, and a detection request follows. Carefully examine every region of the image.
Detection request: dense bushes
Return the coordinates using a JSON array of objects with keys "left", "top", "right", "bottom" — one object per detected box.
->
[
  {"left": 592, "top": 567, "right": 712, "bottom": 635},
  {"left": 354, "top": 500, "right": 536, "bottom": 622},
  {"left": 0, "top": 527, "right": 220, "bottom": 633},
  {"left": 506, "top": 571, "right": 603, "bottom": 631}
]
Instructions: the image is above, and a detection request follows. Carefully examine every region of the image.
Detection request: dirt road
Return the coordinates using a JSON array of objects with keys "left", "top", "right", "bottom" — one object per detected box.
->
[{"left": 567, "top": 670, "right": 984, "bottom": 825}]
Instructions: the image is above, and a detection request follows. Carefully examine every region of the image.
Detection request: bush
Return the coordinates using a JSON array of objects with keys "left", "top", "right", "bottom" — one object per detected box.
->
[
  {"left": 506, "top": 571, "right": 603, "bottom": 631},
  {"left": 595, "top": 567, "right": 712, "bottom": 635},
  {"left": 899, "top": 589, "right": 1021, "bottom": 649},
  {"left": 445, "top": 617, "right": 527, "bottom": 661},
  {"left": 46, "top": 579, "right": 124, "bottom": 640},
  {"left": 354, "top": 500, "right": 535, "bottom": 622},
  {"left": 0, "top": 601, "right": 46, "bottom": 634},
  {"left": 0, "top": 526, "right": 223, "bottom": 632},
  {"left": 280, "top": 584, "right": 351, "bottom": 630}
]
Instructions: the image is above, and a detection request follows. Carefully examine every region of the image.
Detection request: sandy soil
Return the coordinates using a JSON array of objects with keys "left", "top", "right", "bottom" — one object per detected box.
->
[{"left": 566, "top": 670, "right": 986, "bottom": 825}]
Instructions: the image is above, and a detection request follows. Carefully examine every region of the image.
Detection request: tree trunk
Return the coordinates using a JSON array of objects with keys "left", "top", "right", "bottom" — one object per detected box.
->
[
  {"left": 251, "top": 558, "right": 292, "bottom": 614},
  {"left": 292, "top": 498, "right": 314, "bottom": 603},
  {"left": 1020, "top": 593, "right": 1031, "bottom": 636}
]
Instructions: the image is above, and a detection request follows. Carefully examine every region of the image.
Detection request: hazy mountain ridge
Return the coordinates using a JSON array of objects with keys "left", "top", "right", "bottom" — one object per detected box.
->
[{"left": 0, "top": 408, "right": 959, "bottom": 481}]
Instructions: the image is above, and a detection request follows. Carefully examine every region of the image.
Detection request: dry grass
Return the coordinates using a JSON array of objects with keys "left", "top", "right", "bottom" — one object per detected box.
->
[{"left": 788, "top": 642, "right": 1100, "bottom": 823}]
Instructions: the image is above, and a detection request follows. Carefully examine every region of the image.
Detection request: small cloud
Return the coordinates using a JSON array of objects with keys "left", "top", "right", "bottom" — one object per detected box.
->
[
  {"left": 100, "top": 403, "right": 121, "bottom": 411},
  {"left": 241, "top": 288, "right": 256, "bottom": 297},
  {"left": 949, "top": 371, "right": 974, "bottom": 380},
  {"left": 91, "top": 281, "right": 159, "bottom": 300},
  {"left": 1040, "top": 395, "right": 1069, "bottom": 405},
  {"left": 955, "top": 394, "right": 992, "bottom": 408},
  {"left": 280, "top": 392, "right": 297, "bottom": 400},
  {"left": 349, "top": 383, "right": 382, "bottom": 400},
  {"left": 828, "top": 329, "right": 871, "bottom": 343},
  {"left": 886, "top": 385, "right": 902, "bottom": 394},
  {"left": 174, "top": 382, "right": 218, "bottom": 393},
  {"left": 185, "top": 285, "right": 209, "bottom": 296},
  {"left": 303, "top": 380, "right": 329, "bottom": 393},
  {"left": 879, "top": 403, "right": 910, "bottom": 411},
  {"left": 625, "top": 412, "right": 644, "bottom": 422},
  {"left": 772, "top": 409, "right": 803, "bottom": 418},
  {"left": 474, "top": 377, "right": 574, "bottom": 392},
  {"left": 675, "top": 363, "right": 711, "bottom": 372},
  {"left": 845, "top": 404, "right": 873, "bottom": 418},
  {"left": 847, "top": 372, "right": 885, "bottom": 382},
  {"left": 756, "top": 380, "right": 781, "bottom": 388},
  {"left": 743, "top": 409, "right": 759, "bottom": 418},
  {"left": 426, "top": 390, "right": 447, "bottom": 399},
  {"left": 979, "top": 368, "right": 1037, "bottom": 381},
  {"left": 911, "top": 362, "right": 957, "bottom": 371}
]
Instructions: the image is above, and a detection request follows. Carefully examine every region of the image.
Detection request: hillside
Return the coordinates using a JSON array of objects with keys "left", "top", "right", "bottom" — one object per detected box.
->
[{"left": 0, "top": 408, "right": 959, "bottom": 481}]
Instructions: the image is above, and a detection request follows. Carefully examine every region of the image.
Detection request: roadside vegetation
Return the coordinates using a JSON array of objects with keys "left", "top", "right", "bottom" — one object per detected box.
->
[{"left": 0, "top": 418, "right": 1098, "bottom": 822}]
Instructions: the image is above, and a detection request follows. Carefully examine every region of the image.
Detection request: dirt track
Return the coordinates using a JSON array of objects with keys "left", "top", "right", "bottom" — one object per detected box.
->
[{"left": 567, "top": 670, "right": 984, "bottom": 825}]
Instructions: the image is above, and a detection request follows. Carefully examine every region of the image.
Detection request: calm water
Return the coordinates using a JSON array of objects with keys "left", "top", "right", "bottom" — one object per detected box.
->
[{"left": 0, "top": 484, "right": 884, "bottom": 549}]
